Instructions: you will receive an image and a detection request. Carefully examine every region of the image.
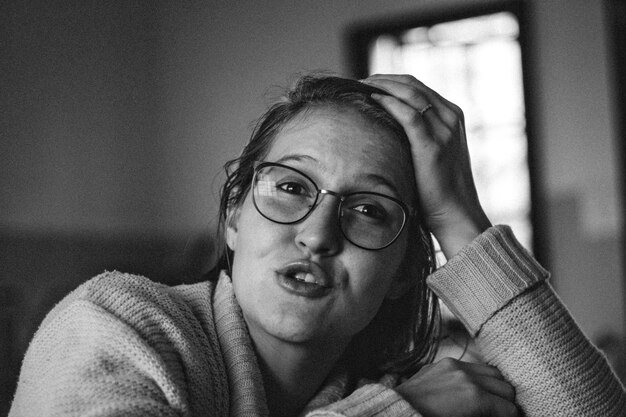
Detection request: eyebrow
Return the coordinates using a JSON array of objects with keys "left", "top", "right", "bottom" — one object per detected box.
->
[
  {"left": 273, "top": 154, "right": 318, "bottom": 165},
  {"left": 270, "top": 153, "right": 402, "bottom": 197},
  {"left": 362, "top": 173, "right": 401, "bottom": 197}
]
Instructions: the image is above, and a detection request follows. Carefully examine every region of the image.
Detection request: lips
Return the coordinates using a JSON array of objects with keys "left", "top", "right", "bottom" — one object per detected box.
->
[{"left": 275, "top": 261, "right": 333, "bottom": 298}]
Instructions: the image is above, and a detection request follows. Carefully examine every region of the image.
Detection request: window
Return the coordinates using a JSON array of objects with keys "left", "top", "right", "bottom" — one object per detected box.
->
[{"left": 348, "top": 3, "right": 542, "bottom": 259}]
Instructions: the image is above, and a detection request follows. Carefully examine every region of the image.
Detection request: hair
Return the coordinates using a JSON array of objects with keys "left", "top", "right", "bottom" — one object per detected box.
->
[{"left": 212, "top": 74, "right": 440, "bottom": 379}]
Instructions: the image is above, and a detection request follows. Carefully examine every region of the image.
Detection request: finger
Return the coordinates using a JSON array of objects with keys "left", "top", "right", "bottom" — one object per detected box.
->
[
  {"left": 436, "top": 358, "right": 507, "bottom": 381},
  {"left": 371, "top": 92, "right": 451, "bottom": 144},
  {"left": 363, "top": 76, "right": 461, "bottom": 126},
  {"left": 474, "top": 375, "right": 516, "bottom": 402},
  {"left": 365, "top": 77, "right": 450, "bottom": 119},
  {"left": 450, "top": 360, "right": 516, "bottom": 401},
  {"left": 454, "top": 361, "right": 506, "bottom": 380},
  {"left": 365, "top": 74, "right": 459, "bottom": 112},
  {"left": 479, "top": 393, "right": 519, "bottom": 417},
  {"left": 369, "top": 78, "right": 460, "bottom": 128}
]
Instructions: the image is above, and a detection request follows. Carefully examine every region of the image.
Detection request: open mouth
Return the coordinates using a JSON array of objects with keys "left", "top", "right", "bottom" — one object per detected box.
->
[
  {"left": 276, "top": 261, "right": 333, "bottom": 297},
  {"left": 287, "top": 271, "right": 329, "bottom": 287}
]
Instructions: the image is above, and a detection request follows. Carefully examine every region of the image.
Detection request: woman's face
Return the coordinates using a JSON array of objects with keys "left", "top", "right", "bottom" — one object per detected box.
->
[{"left": 227, "top": 107, "right": 415, "bottom": 350}]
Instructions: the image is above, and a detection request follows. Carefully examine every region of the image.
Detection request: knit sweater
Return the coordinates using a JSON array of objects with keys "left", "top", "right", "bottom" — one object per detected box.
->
[{"left": 9, "top": 226, "right": 626, "bottom": 416}]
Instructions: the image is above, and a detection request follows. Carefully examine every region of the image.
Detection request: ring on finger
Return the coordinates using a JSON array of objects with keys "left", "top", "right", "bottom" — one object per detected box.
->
[{"left": 419, "top": 103, "right": 433, "bottom": 117}]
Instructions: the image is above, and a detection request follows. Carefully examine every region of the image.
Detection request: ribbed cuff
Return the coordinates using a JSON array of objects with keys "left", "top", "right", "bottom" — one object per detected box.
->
[
  {"left": 427, "top": 225, "right": 549, "bottom": 336},
  {"left": 306, "top": 384, "right": 421, "bottom": 417}
]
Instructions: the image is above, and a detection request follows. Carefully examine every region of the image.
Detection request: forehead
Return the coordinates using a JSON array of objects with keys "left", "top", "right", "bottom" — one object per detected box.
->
[{"left": 265, "top": 107, "right": 414, "bottom": 196}]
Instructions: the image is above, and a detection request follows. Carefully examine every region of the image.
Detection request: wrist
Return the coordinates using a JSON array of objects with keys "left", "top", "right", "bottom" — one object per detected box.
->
[
  {"left": 430, "top": 211, "right": 491, "bottom": 260},
  {"left": 393, "top": 384, "right": 421, "bottom": 414}
]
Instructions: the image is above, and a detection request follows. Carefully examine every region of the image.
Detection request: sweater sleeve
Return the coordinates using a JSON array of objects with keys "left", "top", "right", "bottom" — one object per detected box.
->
[
  {"left": 427, "top": 225, "right": 626, "bottom": 416},
  {"left": 9, "top": 272, "right": 229, "bottom": 417},
  {"left": 305, "top": 383, "right": 421, "bottom": 417},
  {"left": 9, "top": 298, "right": 185, "bottom": 416}
]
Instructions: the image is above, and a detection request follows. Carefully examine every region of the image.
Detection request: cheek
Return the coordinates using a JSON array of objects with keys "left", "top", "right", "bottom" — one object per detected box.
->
[
  {"left": 230, "top": 199, "right": 293, "bottom": 314},
  {"left": 345, "top": 243, "right": 406, "bottom": 313},
  {"left": 233, "top": 198, "right": 291, "bottom": 258}
]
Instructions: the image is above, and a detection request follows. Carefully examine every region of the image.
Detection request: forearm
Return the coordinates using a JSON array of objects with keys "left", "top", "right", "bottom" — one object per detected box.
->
[
  {"left": 427, "top": 225, "right": 626, "bottom": 416},
  {"left": 9, "top": 291, "right": 189, "bottom": 417},
  {"left": 305, "top": 383, "right": 421, "bottom": 417},
  {"left": 478, "top": 281, "right": 625, "bottom": 416}
]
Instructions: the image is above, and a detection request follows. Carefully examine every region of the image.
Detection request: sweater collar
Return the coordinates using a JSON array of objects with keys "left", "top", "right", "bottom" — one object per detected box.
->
[
  {"left": 213, "top": 270, "right": 353, "bottom": 416},
  {"left": 214, "top": 270, "right": 270, "bottom": 416}
]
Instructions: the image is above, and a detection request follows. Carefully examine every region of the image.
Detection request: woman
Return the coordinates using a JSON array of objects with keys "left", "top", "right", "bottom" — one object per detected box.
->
[{"left": 10, "top": 74, "right": 626, "bottom": 416}]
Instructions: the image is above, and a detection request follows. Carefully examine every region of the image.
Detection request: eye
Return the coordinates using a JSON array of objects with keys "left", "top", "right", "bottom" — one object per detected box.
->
[
  {"left": 277, "top": 181, "right": 310, "bottom": 196},
  {"left": 350, "top": 203, "right": 387, "bottom": 220}
]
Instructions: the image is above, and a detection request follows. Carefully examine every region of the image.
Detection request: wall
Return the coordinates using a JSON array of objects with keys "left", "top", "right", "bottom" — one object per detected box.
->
[
  {"left": 531, "top": 0, "right": 624, "bottom": 340},
  {"left": 1, "top": 0, "right": 624, "bottom": 410}
]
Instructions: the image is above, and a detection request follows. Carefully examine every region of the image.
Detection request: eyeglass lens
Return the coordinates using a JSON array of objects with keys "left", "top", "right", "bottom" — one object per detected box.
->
[{"left": 252, "top": 163, "right": 407, "bottom": 250}]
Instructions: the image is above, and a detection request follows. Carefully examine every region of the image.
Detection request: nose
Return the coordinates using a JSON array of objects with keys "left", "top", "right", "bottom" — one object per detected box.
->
[{"left": 294, "top": 194, "right": 343, "bottom": 256}]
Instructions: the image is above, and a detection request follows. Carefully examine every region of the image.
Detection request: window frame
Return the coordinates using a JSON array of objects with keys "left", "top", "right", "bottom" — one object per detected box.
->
[{"left": 344, "top": 0, "right": 549, "bottom": 268}]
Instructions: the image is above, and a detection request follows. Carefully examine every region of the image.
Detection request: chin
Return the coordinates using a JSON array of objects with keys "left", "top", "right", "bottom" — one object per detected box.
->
[
  {"left": 262, "top": 312, "right": 339, "bottom": 346},
  {"left": 266, "top": 316, "right": 320, "bottom": 342}
]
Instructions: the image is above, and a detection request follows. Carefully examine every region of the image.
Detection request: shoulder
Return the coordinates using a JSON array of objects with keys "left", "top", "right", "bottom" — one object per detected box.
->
[
  {"left": 15, "top": 272, "right": 229, "bottom": 415},
  {"left": 31, "top": 271, "right": 223, "bottom": 383},
  {"left": 75, "top": 270, "right": 213, "bottom": 312},
  {"left": 42, "top": 271, "right": 217, "bottom": 344},
  {"left": 76, "top": 270, "right": 181, "bottom": 301}
]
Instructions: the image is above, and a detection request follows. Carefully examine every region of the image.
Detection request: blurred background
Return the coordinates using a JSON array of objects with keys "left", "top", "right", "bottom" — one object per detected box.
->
[{"left": 1, "top": 0, "right": 625, "bottom": 413}]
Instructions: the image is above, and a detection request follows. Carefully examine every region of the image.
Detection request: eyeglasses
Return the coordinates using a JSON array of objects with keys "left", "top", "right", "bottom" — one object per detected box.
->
[{"left": 251, "top": 162, "right": 412, "bottom": 250}]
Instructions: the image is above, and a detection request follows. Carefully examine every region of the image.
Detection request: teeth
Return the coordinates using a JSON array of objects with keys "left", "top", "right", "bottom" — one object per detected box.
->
[{"left": 293, "top": 272, "right": 317, "bottom": 284}]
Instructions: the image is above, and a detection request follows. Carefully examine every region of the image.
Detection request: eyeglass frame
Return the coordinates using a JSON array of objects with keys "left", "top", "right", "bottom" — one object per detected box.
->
[{"left": 251, "top": 161, "right": 415, "bottom": 250}]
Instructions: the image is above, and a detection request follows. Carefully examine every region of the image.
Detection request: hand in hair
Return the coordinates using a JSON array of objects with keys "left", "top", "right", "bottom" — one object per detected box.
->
[
  {"left": 395, "top": 358, "right": 518, "bottom": 417},
  {"left": 365, "top": 74, "right": 491, "bottom": 259}
]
